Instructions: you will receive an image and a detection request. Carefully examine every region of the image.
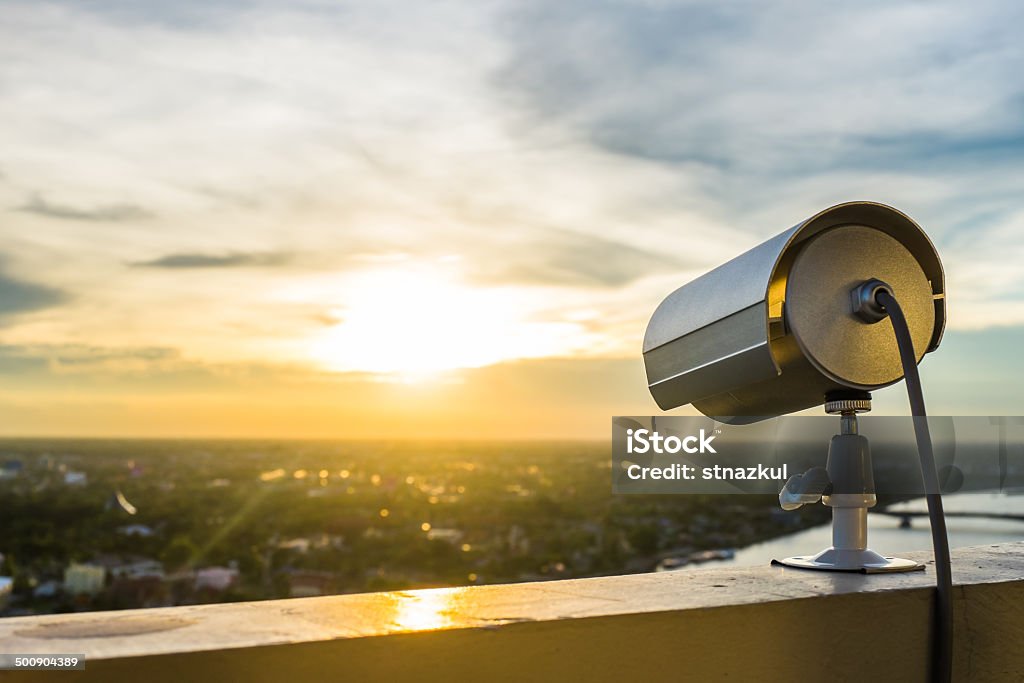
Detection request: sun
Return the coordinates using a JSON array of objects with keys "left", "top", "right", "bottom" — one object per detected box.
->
[{"left": 307, "top": 267, "right": 584, "bottom": 379}]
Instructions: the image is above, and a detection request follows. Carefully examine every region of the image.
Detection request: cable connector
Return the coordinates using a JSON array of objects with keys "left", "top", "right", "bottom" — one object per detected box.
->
[{"left": 850, "top": 278, "right": 893, "bottom": 323}]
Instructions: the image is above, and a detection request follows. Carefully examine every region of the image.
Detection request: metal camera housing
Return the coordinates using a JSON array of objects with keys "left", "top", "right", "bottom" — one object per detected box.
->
[{"left": 642, "top": 201, "right": 945, "bottom": 420}]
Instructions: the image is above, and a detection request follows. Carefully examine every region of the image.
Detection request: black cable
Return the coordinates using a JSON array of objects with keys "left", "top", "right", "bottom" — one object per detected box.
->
[{"left": 876, "top": 289, "right": 953, "bottom": 683}]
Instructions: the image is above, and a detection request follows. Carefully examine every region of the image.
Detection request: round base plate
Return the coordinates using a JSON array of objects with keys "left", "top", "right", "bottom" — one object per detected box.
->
[{"left": 774, "top": 546, "right": 924, "bottom": 573}]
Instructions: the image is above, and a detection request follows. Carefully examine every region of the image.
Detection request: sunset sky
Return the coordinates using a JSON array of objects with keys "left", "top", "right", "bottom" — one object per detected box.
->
[{"left": 2, "top": 0, "right": 1024, "bottom": 437}]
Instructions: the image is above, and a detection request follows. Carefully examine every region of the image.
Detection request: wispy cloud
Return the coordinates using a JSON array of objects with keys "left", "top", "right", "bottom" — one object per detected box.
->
[
  {"left": 0, "top": 265, "right": 68, "bottom": 317},
  {"left": 132, "top": 251, "right": 292, "bottom": 269},
  {"left": 0, "top": 343, "right": 177, "bottom": 374},
  {"left": 17, "top": 194, "right": 153, "bottom": 222},
  {"left": 493, "top": 0, "right": 1024, "bottom": 325},
  {"left": 0, "top": 344, "right": 659, "bottom": 437},
  {"left": 468, "top": 229, "right": 685, "bottom": 288},
  {"left": 498, "top": 1, "right": 1024, "bottom": 176}
]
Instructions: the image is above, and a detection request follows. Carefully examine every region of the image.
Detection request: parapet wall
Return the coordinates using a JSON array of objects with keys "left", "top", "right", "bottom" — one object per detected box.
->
[{"left": 2, "top": 543, "right": 1023, "bottom": 682}]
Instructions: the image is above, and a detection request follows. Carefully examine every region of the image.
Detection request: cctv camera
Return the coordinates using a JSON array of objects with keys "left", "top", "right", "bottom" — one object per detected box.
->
[{"left": 642, "top": 201, "right": 945, "bottom": 420}]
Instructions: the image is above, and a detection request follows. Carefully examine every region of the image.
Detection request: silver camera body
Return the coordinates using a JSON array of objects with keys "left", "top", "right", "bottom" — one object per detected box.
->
[{"left": 643, "top": 201, "right": 945, "bottom": 419}]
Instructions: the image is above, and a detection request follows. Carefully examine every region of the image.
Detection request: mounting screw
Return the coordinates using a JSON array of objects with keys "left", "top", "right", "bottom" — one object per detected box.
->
[{"left": 851, "top": 278, "right": 893, "bottom": 324}]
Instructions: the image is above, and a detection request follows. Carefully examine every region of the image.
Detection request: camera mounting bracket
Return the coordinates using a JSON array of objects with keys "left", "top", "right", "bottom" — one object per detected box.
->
[{"left": 774, "top": 393, "right": 924, "bottom": 573}]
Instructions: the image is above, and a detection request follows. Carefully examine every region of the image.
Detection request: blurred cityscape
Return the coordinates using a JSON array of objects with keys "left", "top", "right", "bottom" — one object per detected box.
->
[{"left": 0, "top": 439, "right": 828, "bottom": 616}]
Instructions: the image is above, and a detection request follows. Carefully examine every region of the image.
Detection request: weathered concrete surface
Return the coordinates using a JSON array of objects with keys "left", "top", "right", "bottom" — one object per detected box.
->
[{"left": 1, "top": 543, "right": 1023, "bottom": 682}]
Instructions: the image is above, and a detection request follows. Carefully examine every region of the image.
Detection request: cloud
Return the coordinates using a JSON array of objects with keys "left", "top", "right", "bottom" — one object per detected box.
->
[
  {"left": 0, "top": 347, "right": 658, "bottom": 438},
  {"left": 0, "top": 268, "right": 68, "bottom": 317},
  {"left": 132, "top": 251, "right": 293, "bottom": 269},
  {"left": 1, "top": 335, "right": 1016, "bottom": 438},
  {"left": 0, "top": 0, "right": 1022, "bottom": 402},
  {"left": 497, "top": 0, "right": 1024, "bottom": 178},
  {"left": 470, "top": 229, "right": 684, "bottom": 287},
  {"left": 2, "top": 344, "right": 381, "bottom": 398},
  {"left": 17, "top": 194, "right": 153, "bottom": 222},
  {"left": 0, "top": 343, "right": 309, "bottom": 391},
  {"left": 489, "top": 0, "right": 1024, "bottom": 324},
  {"left": 0, "top": 344, "right": 179, "bottom": 372}
]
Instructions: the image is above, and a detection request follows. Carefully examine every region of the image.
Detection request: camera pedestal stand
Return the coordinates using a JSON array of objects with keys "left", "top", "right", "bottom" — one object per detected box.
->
[{"left": 775, "top": 395, "right": 923, "bottom": 573}]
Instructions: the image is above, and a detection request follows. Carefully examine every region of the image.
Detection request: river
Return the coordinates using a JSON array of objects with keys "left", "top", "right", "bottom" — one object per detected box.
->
[{"left": 708, "top": 492, "right": 1024, "bottom": 568}]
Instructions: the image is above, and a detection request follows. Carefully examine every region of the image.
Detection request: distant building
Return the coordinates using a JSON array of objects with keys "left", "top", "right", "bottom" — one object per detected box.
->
[
  {"left": 276, "top": 534, "right": 343, "bottom": 554},
  {"left": 277, "top": 538, "right": 312, "bottom": 554},
  {"left": 109, "top": 559, "right": 164, "bottom": 581},
  {"left": 91, "top": 555, "right": 164, "bottom": 581},
  {"left": 426, "top": 528, "right": 464, "bottom": 544},
  {"left": 0, "top": 460, "right": 23, "bottom": 480},
  {"left": 507, "top": 525, "right": 530, "bottom": 554},
  {"left": 194, "top": 567, "right": 239, "bottom": 592},
  {"left": 64, "top": 564, "right": 106, "bottom": 595},
  {"left": 285, "top": 570, "right": 335, "bottom": 598},
  {"left": 117, "top": 524, "right": 154, "bottom": 538},
  {"left": 32, "top": 580, "right": 62, "bottom": 599},
  {"left": 64, "top": 471, "right": 87, "bottom": 486},
  {"left": 0, "top": 576, "right": 12, "bottom": 610}
]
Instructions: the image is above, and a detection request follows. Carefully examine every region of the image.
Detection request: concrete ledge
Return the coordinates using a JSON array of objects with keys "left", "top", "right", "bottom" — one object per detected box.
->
[{"left": 2, "top": 543, "right": 1024, "bottom": 681}]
